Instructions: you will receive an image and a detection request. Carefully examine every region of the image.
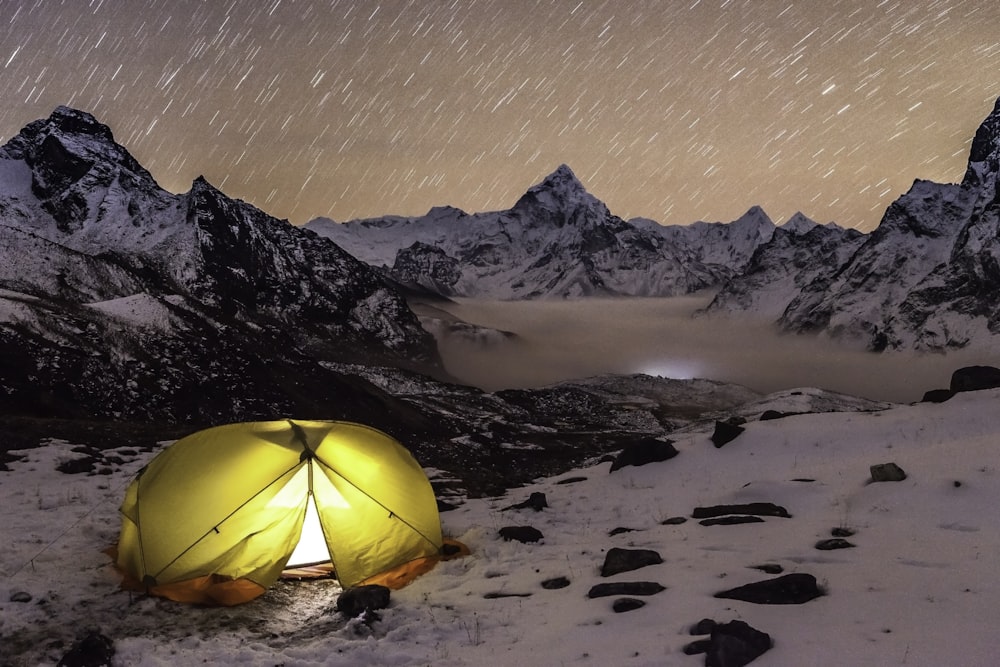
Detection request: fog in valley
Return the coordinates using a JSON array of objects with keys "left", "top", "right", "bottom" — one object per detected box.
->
[{"left": 428, "top": 295, "right": 1000, "bottom": 404}]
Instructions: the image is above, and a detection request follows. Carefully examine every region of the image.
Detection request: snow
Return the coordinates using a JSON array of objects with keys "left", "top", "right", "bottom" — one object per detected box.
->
[
  {"left": 84, "top": 293, "right": 177, "bottom": 332},
  {"left": 4, "top": 389, "right": 1000, "bottom": 665}
]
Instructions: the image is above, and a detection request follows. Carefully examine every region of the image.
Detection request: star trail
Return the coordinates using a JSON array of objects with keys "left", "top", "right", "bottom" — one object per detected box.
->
[{"left": 2, "top": 0, "right": 999, "bottom": 230}]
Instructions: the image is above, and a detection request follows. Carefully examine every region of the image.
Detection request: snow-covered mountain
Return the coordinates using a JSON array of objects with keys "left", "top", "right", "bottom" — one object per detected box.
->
[
  {"left": 710, "top": 97, "right": 1000, "bottom": 352},
  {"left": 307, "top": 166, "right": 784, "bottom": 299},
  {"left": 0, "top": 106, "right": 440, "bottom": 424}
]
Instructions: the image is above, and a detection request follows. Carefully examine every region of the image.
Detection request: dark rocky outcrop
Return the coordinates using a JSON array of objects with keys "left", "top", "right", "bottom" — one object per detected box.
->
[
  {"left": 870, "top": 462, "right": 907, "bottom": 482},
  {"left": 692, "top": 503, "right": 791, "bottom": 519},
  {"left": 540, "top": 576, "right": 570, "bottom": 590},
  {"left": 499, "top": 526, "right": 544, "bottom": 543},
  {"left": 587, "top": 581, "right": 666, "bottom": 598},
  {"left": 684, "top": 619, "right": 773, "bottom": 667},
  {"left": 950, "top": 365, "right": 1000, "bottom": 393},
  {"left": 504, "top": 492, "right": 549, "bottom": 511},
  {"left": 609, "top": 438, "right": 678, "bottom": 471},
  {"left": 711, "top": 420, "right": 746, "bottom": 448},
  {"left": 600, "top": 547, "right": 664, "bottom": 577},
  {"left": 336, "top": 585, "right": 391, "bottom": 618},
  {"left": 612, "top": 598, "right": 646, "bottom": 613},
  {"left": 714, "top": 573, "right": 824, "bottom": 605},
  {"left": 57, "top": 631, "right": 115, "bottom": 667},
  {"left": 815, "top": 538, "right": 855, "bottom": 550}
]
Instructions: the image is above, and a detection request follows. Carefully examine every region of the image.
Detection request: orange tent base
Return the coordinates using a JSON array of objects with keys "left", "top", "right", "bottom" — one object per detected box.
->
[{"left": 107, "top": 539, "right": 470, "bottom": 606}]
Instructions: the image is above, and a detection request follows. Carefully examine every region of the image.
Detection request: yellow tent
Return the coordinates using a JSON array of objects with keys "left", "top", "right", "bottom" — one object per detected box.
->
[{"left": 115, "top": 420, "right": 446, "bottom": 605}]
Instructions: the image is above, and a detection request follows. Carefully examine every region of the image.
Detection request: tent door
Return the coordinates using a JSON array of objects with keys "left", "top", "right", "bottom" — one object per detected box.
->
[{"left": 286, "top": 494, "right": 330, "bottom": 568}]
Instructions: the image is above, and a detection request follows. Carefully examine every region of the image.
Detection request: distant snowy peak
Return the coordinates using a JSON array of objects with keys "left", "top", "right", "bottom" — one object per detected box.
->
[
  {"left": 512, "top": 164, "right": 607, "bottom": 220},
  {"left": 308, "top": 168, "right": 784, "bottom": 299},
  {"left": 780, "top": 212, "right": 820, "bottom": 234}
]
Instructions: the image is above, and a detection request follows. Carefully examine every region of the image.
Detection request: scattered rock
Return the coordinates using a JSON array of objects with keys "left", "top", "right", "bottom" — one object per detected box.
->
[
  {"left": 711, "top": 421, "right": 746, "bottom": 448},
  {"left": 541, "top": 576, "right": 570, "bottom": 590},
  {"left": 684, "top": 619, "right": 773, "bottom": 667},
  {"left": 600, "top": 547, "right": 663, "bottom": 577},
  {"left": 609, "top": 526, "right": 639, "bottom": 536},
  {"left": 699, "top": 516, "right": 765, "bottom": 526},
  {"left": 815, "top": 538, "right": 855, "bottom": 550},
  {"left": 609, "top": 438, "right": 678, "bottom": 472},
  {"left": 56, "top": 457, "right": 96, "bottom": 475},
  {"left": 749, "top": 564, "right": 783, "bottom": 575},
  {"left": 336, "top": 585, "right": 391, "bottom": 618},
  {"left": 437, "top": 499, "right": 459, "bottom": 512},
  {"left": 831, "top": 527, "right": 855, "bottom": 537},
  {"left": 870, "top": 462, "right": 907, "bottom": 482},
  {"left": 9, "top": 591, "right": 31, "bottom": 603},
  {"left": 690, "top": 618, "right": 718, "bottom": 635},
  {"left": 504, "top": 491, "right": 548, "bottom": 511},
  {"left": 57, "top": 631, "right": 115, "bottom": 667},
  {"left": 661, "top": 516, "right": 688, "bottom": 525},
  {"left": 714, "top": 573, "right": 824, "bottom": 605},
  {"left": 693, "top": 503, "right": 791, "bottom": 519},
  {"left": 587, "top": 581, "right": 666, "bottom": 598},
  {"left": 483, "top": 591, "right": 532, "bottom": 599},
  {"left": 555, "top": 476, "right": 587, "bottom": 485},
  {"left": 950, "top": 365, "right": 1000, "bottom": 393},
  {"left": 921, "top": 389, "right": 955, "bottom": 403},
  {"left": 759, "top": 410, "right": 804, "bottom": 421},
  {"left": 499, "top": 526, "right": 544, "bottom": 543},
  {"left": 612, "top": 597, "right": 646, "bottom": 613}
]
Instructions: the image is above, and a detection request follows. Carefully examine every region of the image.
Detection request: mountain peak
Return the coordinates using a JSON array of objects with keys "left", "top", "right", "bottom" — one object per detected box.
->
[
  {"left": 513, "top": 163, "right": 605, "bottom": 217},
  {"left": 962, "top": 97, "right": 1000, "bottom": 191}
]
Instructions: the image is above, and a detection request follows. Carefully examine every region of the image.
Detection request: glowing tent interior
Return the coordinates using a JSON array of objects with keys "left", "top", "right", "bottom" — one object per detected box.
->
[{"left": 114, "top": 420, "right": 450, "bottom": 605}]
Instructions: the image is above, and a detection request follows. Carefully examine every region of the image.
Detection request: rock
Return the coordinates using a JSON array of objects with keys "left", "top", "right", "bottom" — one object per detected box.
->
[
  {"left": 684, "top": 620, "right": 773, "bottom": 667},
  {"left": 541, "top": 576, "right": 571, "bottom": 590},
  {"left": 9, "top": 591, "right": 31, "bottom": 603},
  {"left": 57, "top": 631, "right": 115, "bottom": 667},
  {"left": 693, "top": 503, "right": 791, "bottom": 519},
  {"left": 950, "top": 365, "right": 1000, "bottom": 393},
  {"left": 714, "top": 573, "right": 824, "bottom": 605},
  {"left": 870, "top": 462, "right": 907, "bottom": 482},
  {"left": 815, "top": 538, "right": 855, "bottom": 550},
  {"left": 759, "top": 410, "right": 803, "bottom": 421},
  {"left": 499, "top": 526, "right": 544, "bottom": 543},
  {"left": 921, "top": 388, "right": 955, "bottom": 403},
  {"left": 661, "top": 516, "right": 688, "bottom": 525},
  {"left": 691, "top": 618, "right": 719, "bottom": 635},
  {"left": 609, "top": 438, "right": 678, "bottom": 472},
  {"left": 612, "top": 597, "right": 646, "bottom": 613},
  {"left": 699, "top": 516, "right": 765, "bottom": 526},
  {"left": 504, "top": 492, "right": 548, "bottom": 511},
  {"left": 437, "top": 499, "right": 459, "bottom": 512},
  {"left": 608, "top": 526, "right": 639, "bottom": 536},
  {"left": 711, "top": 420, "right": 746, "bottom": 448},
  {"left": 587, "top": 581, "right": 666, "bottom": 598},
  {"left": 555, "top": 476, "right": 588, "bottom": 485},
  {"left": 831, "top": 527, "right": 855, "bottom": 537},
  {"left": 483, "top": 591, "right": 532, "bottom": 599},
  {"left": 750, "top": 563, "right": 783, "bottom": 575},
  {"left": 336, "top": 584, "right": 391, "bottom": 618},
  {"left": 600, "top": 547, "right": 663, "bottom": 577}
]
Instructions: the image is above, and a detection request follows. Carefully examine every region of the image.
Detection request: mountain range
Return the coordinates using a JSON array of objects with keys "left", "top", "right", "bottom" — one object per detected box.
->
[
  {"left": 311, "top": 97, "right": 1000, "bottom": 353},
  {"left": 306, "top": 167, "right": 826, "bottom": 299}
]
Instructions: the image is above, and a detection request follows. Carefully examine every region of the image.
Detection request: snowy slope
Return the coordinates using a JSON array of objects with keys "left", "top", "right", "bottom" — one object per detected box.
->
[
  {"left": 3, "top": 387, "right": 1000, "bottom": 665},
  {"left": 0, "top": 107, "right": 441, "bottom": 422}
]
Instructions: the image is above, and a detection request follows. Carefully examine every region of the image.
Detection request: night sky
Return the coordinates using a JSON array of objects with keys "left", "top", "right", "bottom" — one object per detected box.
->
[{"left": 2, "top": 1, "right": 999, "bottom": 231}]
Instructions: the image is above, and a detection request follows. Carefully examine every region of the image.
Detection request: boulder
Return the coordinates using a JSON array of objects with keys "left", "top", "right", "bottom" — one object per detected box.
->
[
  {"left": 499, "top": 526, "right": 544, "bottom": 543},
  {"left": 609, "top": 438, "right": 678, "bottom": 472},
  {"left": 57, "top": 631, "right": 115, "bottom": 667},
  {"left": 699, "top": 516, "right": 765, "bottom": 526},
  {"left": 815, "top": 538, "right": 855, "bottom": 550},
  {"left": 600, "top": 547, "right": 663, "bottom": 577},
  {"left": 950, "top": 365, "right": 1000, "bottom": 393},
  {"left": 920, "top": 388, "right": 955, "bottom": 403},
  {"left": 684, "top": 619, "right": 773, "bottom": 667},
  {"left": 870, "top": 462, "right": 907, "bottom": 482},
  {"left": 612, "top": 598, "right": 646, "bottom": 613},
  {"left": 587, "top": 581, "right": 666, "bottom": 598},
  {"left": 504, "top": 491, "right": 548, "bottom": 511},
  {"left": 711, "top": 421, "right": 746, "bottom": 448},
  {"left": 693, "top": 503, "right": 791, "bottom": 519},
  {"left": 336, "top": 584, "right": 391, "bottom": 618},
  {"left": 714, "top": 573, "right": 824, "bottom": 605},
  {"left": 541, "top": 576, "right": 570, "bottom": 590}
]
